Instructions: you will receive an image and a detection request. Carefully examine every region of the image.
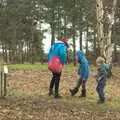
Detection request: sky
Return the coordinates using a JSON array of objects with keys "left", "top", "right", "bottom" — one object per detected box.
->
[
  {"left": 42, "top": 23, "right": 86, "bottom": 53},
  {"left": 42, "top": 33, "right": 51, "bottom": 53},
  {"left": 42, "top": 33, "right": 81, "bottom": 53},
  {"left": 41, "top": 23, "right": 51, "bottom": 53}
]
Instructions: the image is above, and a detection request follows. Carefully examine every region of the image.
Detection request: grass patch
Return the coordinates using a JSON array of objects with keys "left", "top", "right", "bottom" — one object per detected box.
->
[
  {"left": 7, "top": 63, "right": 74, "bottom": 71},
  {"left": 56, "top": 95, "right": 120, "bottom": 112},
  {"left": 8, "top": 63, "right": 48, "bottom": 70},
  {"left": 9, "top": 89, "right": 26, "bottom": 97},
  {"left": 30, "top": 94, "right": 120, "bottom": 112}
]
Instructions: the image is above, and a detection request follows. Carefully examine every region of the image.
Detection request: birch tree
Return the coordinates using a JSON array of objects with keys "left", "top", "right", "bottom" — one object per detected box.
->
[
  {"left": 105, "top": 0, "right": 117, "bottom": 63},
  {"left": 96, "top": 0, "right": 117, "bottom": 63}
]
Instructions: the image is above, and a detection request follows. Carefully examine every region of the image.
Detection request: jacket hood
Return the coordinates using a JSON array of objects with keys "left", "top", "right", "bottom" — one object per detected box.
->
[
  {"left": 51, "top": 42, "right": 66, "bottom": 51},
  {"left": 76, "top": 51, "right": 88, "bottom": 64},
  {"left": 58, "top": 38, "right": 69, "bottom": 48}
]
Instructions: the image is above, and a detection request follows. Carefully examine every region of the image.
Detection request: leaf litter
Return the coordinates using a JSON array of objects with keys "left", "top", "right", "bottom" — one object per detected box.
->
[{"left": 0, "top": 67, "right": 120, "bottom": 120}]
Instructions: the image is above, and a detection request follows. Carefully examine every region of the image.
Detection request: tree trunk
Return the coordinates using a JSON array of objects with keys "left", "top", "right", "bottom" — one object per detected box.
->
[
  {"left": 57, "top": 4, "right": 61, "bottom": 38},
  {"left": 104, "top": 0, "right": 117, "bottom": 63},
  {"left": 72, "top": 19, "right": 76, "bottom": 66},
  {"left": 4, "top": 44, "right": 8, "bottom": 63},
  {"left": 64, "top": 15, "right": 68, "bottom": 63},
  {"left": 72, "top": 0, "right": 76, "bottom": 66},
  {"left": 79, "top": 30, "right": 82, "bottom": 51},
  {"left": 64, "top": 15, "right": 67, "bottom": 37},
  {"left": 85, "top": 24, "right": 89, "bottom": 56},
  {"left": 96, "top": 0, "right": 104, "bottom": 57},
  {"left": 31, "top": 26, "right": 34, "bottom": 64},
  {"left": 27, "top": 41, "right": 30, "bottom": 63},
  {"left": 2, "top": 43, "right": 5, "bottom": 63},
  {"left": 12, "top": 27, "right": 17, "bottom": 63},
  {"left": 50, "top": 8, "right": 55, "bottom": 44},
  {"left": 72, "top": 32, "right": 76, "bottom": 66},
  {"left": 31, "top": 20, "right": 36, "bottom": 64},
  {"left": 114, "top": 39, "right": 117, "bottom": 62},
  {"left": 93, "top": 28, "right": 97, "bottom": 59},
  {"left": 113, "top": 17, "right": 117, "bottom": 62},
  {"left": 96, "top": 0, "right": 117, "bottom": 63}
]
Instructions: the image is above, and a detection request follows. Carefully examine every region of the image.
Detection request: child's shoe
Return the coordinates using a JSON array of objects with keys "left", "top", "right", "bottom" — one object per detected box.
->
[
  {"left": 48, "top": 89, "right": 53, "bottom": 96},
  {"left": 79, "top": 89, "right": 86, "bottom": 97},
  {"left": 54, "top": 94, "right": 62, "bottom": 99},
  {"left": 97, "top": 99, "right": 105, "bottom": 104},
  {"left": 69, "top": 88, "right": 78, "bottom": 96}
]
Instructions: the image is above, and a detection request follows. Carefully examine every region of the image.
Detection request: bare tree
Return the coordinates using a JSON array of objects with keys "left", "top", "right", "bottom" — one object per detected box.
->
[{"left": 96, "top": 0, "right": 117, "bottom": 63}]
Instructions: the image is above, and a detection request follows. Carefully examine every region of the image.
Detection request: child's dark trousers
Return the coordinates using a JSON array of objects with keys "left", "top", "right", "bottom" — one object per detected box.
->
[
  {"left": 96, "top": 80, "right": 106, "bottom": 102},
  {"left": 49, "top": 72, "right": 61, "bottom": 96}
]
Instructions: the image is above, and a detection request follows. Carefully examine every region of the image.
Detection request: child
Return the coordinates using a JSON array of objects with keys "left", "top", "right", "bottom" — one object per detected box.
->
[
  {"left": 70, "top": 50, "right": 89, "bottom": 97},
  {"left": 96, "top": 57, "right": 107, "bottom": 104}
]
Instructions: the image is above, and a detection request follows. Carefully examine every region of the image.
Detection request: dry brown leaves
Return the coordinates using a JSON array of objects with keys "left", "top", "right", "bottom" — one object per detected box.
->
[{"left": 0, "top": 68, "right": 119, "bottom": 120}]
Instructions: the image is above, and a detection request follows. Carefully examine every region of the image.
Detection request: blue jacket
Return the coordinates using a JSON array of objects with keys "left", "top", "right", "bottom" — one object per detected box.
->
[
  {"left": 48, "top": 41, "right": 67, "bottom": 64},
  {"left": 77, "top": 51, "right": 89, "bottom": 79}
]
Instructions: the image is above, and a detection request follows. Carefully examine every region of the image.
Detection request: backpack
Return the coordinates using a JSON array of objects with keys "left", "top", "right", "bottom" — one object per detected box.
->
[
  {"left": 48, "top": 56, "right": 63, "bottom": 73},
  {"left": 48, "top": 44, "right": 63, "bottom": 73}
]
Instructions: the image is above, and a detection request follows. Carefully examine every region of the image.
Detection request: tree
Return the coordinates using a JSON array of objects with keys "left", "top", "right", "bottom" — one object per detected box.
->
[
  {"left": 96, "top": 0, "right": 118, "bottom": 63},
  {"left": 0, "top": 0, "right": 45, "bottom": 63}
]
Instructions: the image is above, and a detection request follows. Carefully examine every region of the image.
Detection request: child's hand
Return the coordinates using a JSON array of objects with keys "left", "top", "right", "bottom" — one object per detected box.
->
[
  {"left": 71, "top": 66, "right": 79, "bottom": 79},
  {"left": 72, "top": 72, "right": 79, "bottom": 79},
  {"left": 72, "top": 72, "right": 77, "bottom": 77}
]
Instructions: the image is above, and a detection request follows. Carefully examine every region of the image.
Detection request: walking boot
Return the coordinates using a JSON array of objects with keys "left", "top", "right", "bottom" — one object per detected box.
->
[
  {"left": 48, "top": 89, "right": 53, "bottom": 96},
  {"left": 79, "top": 89, "right": 86, "bottom": 97},
  {"left": 54, "top": 93, "right": 62, "bottom": 99},
  {"left": 69, "top": 88, "right": 78, "bottom": 96},
  {"left": 97, "top": 99, "right": 105, "bottom": 104}
]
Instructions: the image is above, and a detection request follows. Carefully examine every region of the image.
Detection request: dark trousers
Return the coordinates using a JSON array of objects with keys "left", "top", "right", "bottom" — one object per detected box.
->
[
  {"left": 75, "top": 78, "right": 87, "bottom": 91},
  {"left": 49, "top": 72, "right": 61, "bottom": 95},
  {"left": 96, "top": 80, "right": 106, "bottom": 101}
]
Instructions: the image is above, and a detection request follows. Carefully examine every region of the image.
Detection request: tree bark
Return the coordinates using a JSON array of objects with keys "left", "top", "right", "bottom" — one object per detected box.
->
[
  {"left": 114, "top": 38, "right": 117, "bottom": 62},
  {"left": 96, "top": 0, "right": 104, "bottom": 57},
  {"left": 85, "top": 24, "right": 89, "bottom": 56},
  {"left": 57, "top": 3, "right": 61, "bottom": 38},
  {"left": 79, "top": 30, "right": 82, "bottom": 51},
  {"left": 105, "top": 0, "right": 117, "bottom": 63},
  {"left": 50, "top": 8, "right": 55, "bottom": 44},
  {"left": 93, "top": 28, "right": 97, "bottom": 58},
  {"left": 96, "top": 0, "right": 117, "bottom": 63},
  {"left": 72, "top": 0, "right": 76, "bottom": 66},
  {"left": 72, "top": 29, "right": 76, "bottom": 66},
  {"left": 113, "top": 17, "right": 117, "bottom": 62}
]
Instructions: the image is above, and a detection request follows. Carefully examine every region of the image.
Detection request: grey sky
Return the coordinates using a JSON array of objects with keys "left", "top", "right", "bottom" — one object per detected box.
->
[{"left": 42, "top": 24, "right": 86, "bottom": 53}]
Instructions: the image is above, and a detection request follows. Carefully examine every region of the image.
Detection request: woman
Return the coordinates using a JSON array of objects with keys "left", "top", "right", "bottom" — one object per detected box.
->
[{"left": 48, "top": 37, "right": 68, "bottom": 98}]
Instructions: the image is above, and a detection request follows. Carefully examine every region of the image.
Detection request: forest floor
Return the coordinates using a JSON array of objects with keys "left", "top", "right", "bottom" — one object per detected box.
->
[{"left": 0, "top": 64, "right": 120, "bottom": 120}]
